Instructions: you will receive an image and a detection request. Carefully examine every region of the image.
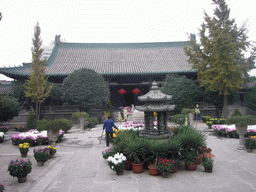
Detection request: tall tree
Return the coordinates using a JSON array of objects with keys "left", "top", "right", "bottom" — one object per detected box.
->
[
  {"left": 25, "top": 23, "right": 52, "bottom": 120},
  {"left": 184, "top": 0, "right": 255, "bottom": 118},
  {"left": 62, "top": 68, "right": 110, "bottom": 112},
  {"left": 161, "top": 74, "right": 202, "bottom": 112}
]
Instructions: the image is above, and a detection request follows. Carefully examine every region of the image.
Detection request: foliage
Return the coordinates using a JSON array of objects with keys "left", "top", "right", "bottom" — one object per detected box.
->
[
  {"left": 0, "top": 94, "right": 22, "bottom": 123},
  {"left": 107, "top": 153, "right": 127, "bottom": 172},
  {"left": 19, "top": 143, "right": 30, "bottom": 154},
  {"left": 47, "top": 146, "right": 57, "bottom": 155},
  {"left": 181, "top": 108, "right": 194, "bottom": 114},
  {"left": 226, "top": 115, "right": 256, "bottom": 127},
  {"left": 58, "top": 118, "right": 73, "bottom": 133},
  {"left": 170, "top": 114, "right": 187, "bottom": 124},
  {"left": 125, "top": 138, "right": 147, "bottom": 164},
  {"left": 0, "top": 183, "right": 5, "bottom": 191},
  {"left": 244, "top": 137, "right": 256, "bottom": 149},
  {"left": 36, "top": 119, "right": 65, "bottom": 134},
  {"left": 202, "top": 157, "right": 214, "bottom": 169},
  {"left": 7, "top": 159, "right": 32, "bottom": 178},
  {"left": 184, "top": 0, "right": 256, "bottom": 118},
  {"left": 86, "top": 117, "right": 99, "bottom": 128},
  {"left": 14, "top": 124, "right": 26, "bottom": 132},
  {"left": 33, "top": 147, "right": 50, "bottom": 163},
  {"left": 62, "top": 68, "right": 110, "bottom": 112},
  {"left": 26, "top": 111, "right": 37, "bottom": 130},
  {"left": 25, "top": 23, "right": 52, "bottom": 120},
  {"left": 157, "top": 158, "right": 175, "bottom": 175},
  {"left": 12, "top": 80, "right": 26, "bottom": 102},
  {"left": 161, "top": 74, "right": 202, "bottom": 111},
  {"left": 231, "top": 108, "right": 242, "bottom": 116},
  {"left": 166, "top": 137, "right": 182, "bottom": 159},
  {"left": 181, "top": 149, "right": 198, "bottom": 163},
  {"left": 244, "top": 87, "right": 256, "bottom": 111},
  {"left": 0, "top": 126, "right": 9, "bottom": 133},
  {"left": 203, "top": 88, "right": 238, "bottom": 117},
  {"left": 102, "top": 148, "right": 114, "bottom": 159},
  {"left": 72, "top": 112, "right": 89, "bottom": 120},
  {"left": 147, "top": 140, "right": 168, "bottom": 166}
]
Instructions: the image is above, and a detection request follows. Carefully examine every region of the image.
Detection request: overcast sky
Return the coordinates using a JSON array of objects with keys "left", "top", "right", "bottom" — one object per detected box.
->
[{"left": 1, "top": 0, "right": 255, "bottom": 81}]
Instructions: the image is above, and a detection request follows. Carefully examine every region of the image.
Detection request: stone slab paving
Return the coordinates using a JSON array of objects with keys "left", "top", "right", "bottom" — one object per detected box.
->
[{"left": 0, "top": 121, "right": 256, "bottom": 192}]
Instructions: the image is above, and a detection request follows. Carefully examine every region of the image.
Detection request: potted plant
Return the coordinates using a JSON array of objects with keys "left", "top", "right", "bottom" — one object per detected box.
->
[
  {"left": 200, "top": 153, "right": 215, "bottom": 173},
  {"left": 72, "top": 112, "right": 89, "bottom": 131},
  {"left": 182, "top": 150, "right": 198, "bottom": 171},
  {"left": 244, "top": 137, "right": 256, "bottom": 152},
  {"left": 147, "top": 140, "right": 168, "bottom": 176},
  {"left": 102, "top": 148, "right": 114, "bottom": 159},
  {"left": 107, "top": 153, "right": 127, "bottom": 175},
  {"left": 227, "top": 115, "right": 256, "bottom": 149},
  {"left": 7, "top": 159, "right": 32, "bottom": 183},
  {"left": 206, "top": 121, "right": 213, "bottom": 129},
  {"left": 0, "top": 132, "right": 4, "bottom": 143},
  {"left": 47, "top": 146, "right": 57, "bottom": 158},
  {"left": 157, "top": 158, "right": 175, "bottom": 178},
  {"left": 125, "top": 138, "right": 146, "bottom": 173},
  {"left": 0, "top": 183, "right": 5, "bottom": 191},
  {"left": 19, "top": 142, "right": 30, "bottom": 157},
  {"left": 33, "top": 147, "right": 50, "bottom": 166}
]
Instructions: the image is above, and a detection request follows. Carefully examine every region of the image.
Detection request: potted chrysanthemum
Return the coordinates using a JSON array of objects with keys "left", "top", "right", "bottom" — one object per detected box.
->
[
  {"left": 7, "top": 159, "right": 32, "bottom": 183},
  {"left": 19, "top": 143, "right": 30, "bottom": 157},
  {"left": 47, "top": 146, "right": 57, "bottom": 158},
  {"left": 33, "top": 147, "right": 50, "bottom": 166},
  {"left": 107, "top": 153, "right": 127, "bottom": 175}
]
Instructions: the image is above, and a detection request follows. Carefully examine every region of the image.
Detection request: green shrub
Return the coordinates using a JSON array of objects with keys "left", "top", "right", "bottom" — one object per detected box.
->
[
  {"left": 58, "top": 118, "right": 73, "bottom": 133},
  {"left": 86, "top": 117, "right": 99, "bottom": 128},
  {"left": 232, "top": 108, "right": 242, "bottom": 116},
  {"left": 26, "top": 111, "right": 37, "bottom": 130},
  {"left": 170, "top": 114, "right": 186, "bottom": 124}
]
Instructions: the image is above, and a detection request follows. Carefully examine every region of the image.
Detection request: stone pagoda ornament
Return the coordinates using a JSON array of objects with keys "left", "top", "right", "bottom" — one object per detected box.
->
[{"left": 136, "top": 81, "right": 175, "bottom": 139}]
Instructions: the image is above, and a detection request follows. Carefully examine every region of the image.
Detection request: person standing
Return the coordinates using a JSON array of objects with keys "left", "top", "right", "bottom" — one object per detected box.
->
[{"left": 103, "top": 116, "right": 118, "bottom": 146}]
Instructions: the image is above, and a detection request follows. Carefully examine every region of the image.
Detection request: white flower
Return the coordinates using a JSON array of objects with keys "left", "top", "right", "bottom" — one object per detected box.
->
[
  {"left": 118, "top": 159, "right": 122, "bottom": 163},
  {"left": 121, "top": 156, "right": 127, "bottom": 161},
  {"left": 111, "top": 166, "right": 114, "bottom": 169},
  {"left": 112, "top": 160, "right": 118, "bottom": 165}
]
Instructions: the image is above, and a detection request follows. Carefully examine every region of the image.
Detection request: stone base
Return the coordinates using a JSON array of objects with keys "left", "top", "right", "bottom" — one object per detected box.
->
[{"left": 139, "top": 132, "right": 170, "bottom": 139}]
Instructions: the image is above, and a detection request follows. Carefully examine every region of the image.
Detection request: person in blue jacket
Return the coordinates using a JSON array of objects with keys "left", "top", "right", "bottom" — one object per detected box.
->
[{"left": 103, "top": 116, "right": 118, "bottom": 146}]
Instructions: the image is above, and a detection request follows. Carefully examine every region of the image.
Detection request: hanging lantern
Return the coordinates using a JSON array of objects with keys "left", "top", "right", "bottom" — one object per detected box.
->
[
  {"left": 132, "top": 88, "right": 141, "bottom": 95},
  {"left": 118, "top": 89, "right": 126, "bottom": 95}
]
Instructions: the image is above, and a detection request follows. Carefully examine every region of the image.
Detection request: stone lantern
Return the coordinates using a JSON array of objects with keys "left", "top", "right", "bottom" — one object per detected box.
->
[{"left": 136, "top": 81, "right": 175, "bottom": 139}]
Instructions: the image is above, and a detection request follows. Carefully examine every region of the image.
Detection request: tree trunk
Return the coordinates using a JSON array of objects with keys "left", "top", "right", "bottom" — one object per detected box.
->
[
  {"left": 36, "top": 102, "right": 39, "bottom": 120},
  {"left": 223, "top": 94, "right": 228, "bottom": 119}
]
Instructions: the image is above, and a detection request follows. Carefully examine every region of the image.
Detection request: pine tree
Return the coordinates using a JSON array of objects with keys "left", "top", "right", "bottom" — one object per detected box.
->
[
  {"left": 25, "top": 23, "right": 52, "bottom": 120},
  {"left": 184, "top": 0, "right": 256, "bottom": 118}
]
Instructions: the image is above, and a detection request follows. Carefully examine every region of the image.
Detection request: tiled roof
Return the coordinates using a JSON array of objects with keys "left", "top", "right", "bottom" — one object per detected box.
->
[{"left": 0, "top": 41, "right": 194, "bottom": 78}]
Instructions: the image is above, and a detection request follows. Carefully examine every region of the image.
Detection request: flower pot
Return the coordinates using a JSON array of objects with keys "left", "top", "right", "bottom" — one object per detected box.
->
[
  {"left": 37, "top": 161, "right": 44, "bottom": 166},
  {"left": 148, "top": 165, "right": 159, "bottom": 176},
  {"left": 131, "top": 162, "right": 144, "bottom": 173},
  {"left": 204, "top": 167, "right": 213, "bottom": 173},
  {"left": 18, "top": 176, "right": 27, "bottom": 183},
  {"left": 116, "top": 168, "right": 124, "bottom": 175},
  {"left": 21, "top": 152, "right": 28, "bottom": 157},
  {"left": 125, "top": 161, "right": 132, "bottom": 170},
  {"left": 185, "top": 162, "right": 197, "bottom": 171}
]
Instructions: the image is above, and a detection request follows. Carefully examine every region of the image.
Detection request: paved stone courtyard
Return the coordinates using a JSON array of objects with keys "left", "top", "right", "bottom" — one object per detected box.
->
[{"left": 0, "top": 121, "right": 256, "bottom": 192}]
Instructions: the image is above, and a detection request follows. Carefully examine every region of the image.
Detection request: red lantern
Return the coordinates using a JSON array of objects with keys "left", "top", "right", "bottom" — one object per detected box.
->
[
  {"left": 132, "top": 88, "right": 141, "bottom": 95},
  {"left": 118, "top": 89, "right": 126, "bottom": 95}
]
